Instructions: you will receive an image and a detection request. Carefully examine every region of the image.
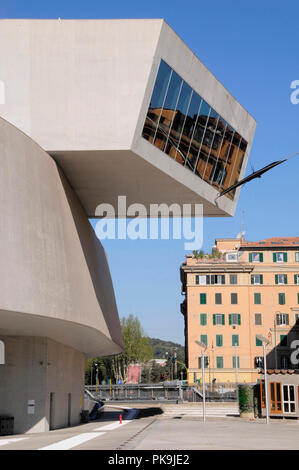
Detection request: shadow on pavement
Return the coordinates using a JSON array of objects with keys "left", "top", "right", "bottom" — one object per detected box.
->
[{"left": 136, "top": 407, "right": 164, "bottom": 419}]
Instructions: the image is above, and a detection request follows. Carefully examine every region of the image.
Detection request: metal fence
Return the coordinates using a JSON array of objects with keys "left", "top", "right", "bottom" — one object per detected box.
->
[{"left": 85, "top": 382, "right": 237, "bottom": 402}]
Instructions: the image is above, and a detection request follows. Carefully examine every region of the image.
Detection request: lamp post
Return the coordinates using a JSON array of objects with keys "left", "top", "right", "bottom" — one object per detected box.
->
[
  {"left": 196, "top": 340, "right": 207, "bottom": 422},
  {"left": 256, "top": 334, "right": 270, "bottom": 424},
  {"left": 232, "top": 325, "right": 239, "bottom": 399}
]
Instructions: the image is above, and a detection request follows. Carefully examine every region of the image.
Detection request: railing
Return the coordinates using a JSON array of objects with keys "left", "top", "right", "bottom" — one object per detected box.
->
[{"left": 85, "top": 382, "right": 237, "bottom": 402}]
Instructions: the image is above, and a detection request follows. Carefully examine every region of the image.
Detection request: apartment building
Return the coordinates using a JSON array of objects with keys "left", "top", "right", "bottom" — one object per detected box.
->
[{"left": 180, "top": 236, "right": 299, "bottom": 384}]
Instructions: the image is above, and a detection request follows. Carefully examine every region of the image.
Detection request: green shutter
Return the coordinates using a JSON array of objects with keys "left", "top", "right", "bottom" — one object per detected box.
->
[
  {"left": 254, "top": 293, "right": 261, "bottom": 304},
  {"left": 275, "top": 274, "right": 278, "bottom": 284},
  {"left": 284, "top": 253, "right": 287, "bottom": 262},
  {"left": 260, "top": 253, "right": 263, "bottom": 262},
  {"left": 232, "top": 335, "right": 239, "bottom": 346},
  {"left": 260, "top": 274, "right": 263, "bottom": 285},
  {"left": 295, "top": 274, "right": 298, "bottom": 284},
  {"left": 249, "top": 253, "right": 253, "bottom": 262},
  {"left": 285, "top": 275, "right": 288, "bottom": 284},
  {"left": 222, "top": 314, "right": 225, "bottom": 325},
  {"left": 238, "top": 314, "right": 241, "bottom": 325},
  {"left": 216, "top": 335, "right": 223, "bottom": 347},
  {"left": 200, "top": 314, "right": 207, "bottom": 326},
  {"left": 200, "top": 293, "right": 207, "bottom": 304},
  {"left": 273, "top": 253, "right": 277, "bottom": 262},
  {"left": 216, "top": 357, "right": 223, "bottom": 368},
  {"left": 251, "top": 275, "right": 254, "bottom": 285},
  {"left": 298, "top": 293, "right": 299, "bottom": 304},
  {"left": 213, "top": 314, "right": 216, "bottom": 325},
  {"left": 256, "top": 337, "right": 262, "bottom": 346},
  {"left": 229, "top": 314, "right": 232, "bottom": 325},
  {"left": 278, "top": 293, "right": 285, "bottom": 305}
]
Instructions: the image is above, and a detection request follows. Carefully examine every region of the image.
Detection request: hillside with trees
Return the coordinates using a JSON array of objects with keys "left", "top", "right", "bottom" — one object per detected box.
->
[{"left": 85, "top": 316, "right": 186, "bottom": 384}]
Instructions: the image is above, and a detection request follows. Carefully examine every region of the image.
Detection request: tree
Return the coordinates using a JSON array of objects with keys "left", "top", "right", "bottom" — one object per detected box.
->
[{"left": 85, "top": 314, "right": 153, "bottom": 384}]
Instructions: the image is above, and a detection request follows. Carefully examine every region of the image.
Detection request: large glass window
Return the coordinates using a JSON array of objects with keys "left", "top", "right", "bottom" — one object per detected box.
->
[
  {"left": 142, "top": 60, "right": 248, "bottom": 199},
  {"left": 142, "top": 61, "right": 172, "bottom": 144},
  {"left": 154, "top": 69, "right": 182, "bottom": 152}
]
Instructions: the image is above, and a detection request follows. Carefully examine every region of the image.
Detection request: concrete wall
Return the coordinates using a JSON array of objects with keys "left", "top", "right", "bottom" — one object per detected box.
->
[
  {"left": 0, "top": 116, "right": 123, "bottom": 356},
  {"left": 0, "top": 336, "right": 84, "bottom": 434}
]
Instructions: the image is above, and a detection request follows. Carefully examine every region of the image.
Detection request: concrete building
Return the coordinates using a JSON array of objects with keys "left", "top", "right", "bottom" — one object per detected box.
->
[
  {"left": 0, "top": 19, "right": 256, "bottom": 433},
  {"left": 181, "top": 237, "right": 299, "bottom": 384}
]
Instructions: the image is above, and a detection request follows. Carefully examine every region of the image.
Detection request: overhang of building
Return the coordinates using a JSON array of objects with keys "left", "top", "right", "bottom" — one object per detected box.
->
[{"left": 0, "top": 19, "right": 256, "bottom": 218}]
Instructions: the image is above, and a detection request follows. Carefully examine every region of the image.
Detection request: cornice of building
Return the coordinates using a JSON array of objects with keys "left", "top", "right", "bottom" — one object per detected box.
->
[{"left": 181, "top": 263, "right": 254, "bottom": 273}]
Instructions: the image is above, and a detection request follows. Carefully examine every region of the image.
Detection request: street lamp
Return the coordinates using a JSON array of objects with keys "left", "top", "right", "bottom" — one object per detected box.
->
[
  {"left": 232, "top": 325, "right": 239, "bottom": 399},
  {"left": 256, "top": 334, "right": 270, "bottom": 424},
  {"left": 196, "top": 340, "right": 207, "bottom": 422}
]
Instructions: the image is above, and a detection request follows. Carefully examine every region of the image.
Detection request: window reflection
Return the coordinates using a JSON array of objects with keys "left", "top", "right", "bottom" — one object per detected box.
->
[
  {"left": 154, "top": 70, "right": 182, "bottom": 152},
  {"left": 142, "top": 59, "right": 248, "bottom": 200},
  {"left": 142, "top": 60, "right": 172, "bottom": 144}
]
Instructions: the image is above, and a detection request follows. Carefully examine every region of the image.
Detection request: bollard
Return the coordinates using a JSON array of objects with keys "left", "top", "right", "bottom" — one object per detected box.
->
[{"left": 119, "top": 414, "right": 122, "bottom": 424}]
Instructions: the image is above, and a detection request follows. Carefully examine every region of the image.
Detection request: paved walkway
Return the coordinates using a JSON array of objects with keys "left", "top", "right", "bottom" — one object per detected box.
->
[{"left": 1, "top": 404, "right": 299, "bottom": 450}]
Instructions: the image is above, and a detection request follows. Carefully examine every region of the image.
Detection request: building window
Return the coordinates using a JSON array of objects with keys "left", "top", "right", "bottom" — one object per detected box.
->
[
  {"left": 254, "top": 356, "right": 264, "bottom": 368},
  {"left": 196, "top": 275, "right": 226, "bottom": 285},
  {"left": 200, "top": 313, "right": 207, "bottom": 326},
  {"left": 229, "top": 314, "right": 241, "bottom": 325},
  {"left": 256, "top": 337, "right": 263, "bottom": 346},
  {"left": 213, "top": 314, "right": 225, "bottom": 325},
  {"left": 198, "top": 356, "right": 209, "bottom": 368},
  {"left": 210, "top": 275, "right": 225, "bottom": 285},
  {"left": 142, "top": 59, "right": 248, "bottom": 197},
  {"left": 278, "top": 293, "right": 286, "bottom": 305},
  {"left": 230, "top": 274, "right": 237, "bottom": 284},
  {"left": 296, "top": 252, "right": 299, "bottom": 262},
  {"left": 200, "top": 293, "right": 207, "bottom": 304},
  {"left": 216, "top": 356, "right": 224, "bottom": 368},
  {"left": 254, "top": 293, "right": 261, "bottom": 304},
  {"left": 196, "top": 275, "right": 208, "bottom": 285},
  {"left": 280, "top": 335, "right": 287, "bottom": 347},
  {"left": 215, "top": 293, "right": 222, "bottom": 305},
  {"left": 280, "top": 355, "right": 289, "bottom": 369},
  {"left": 283, "top": 384, "right": 296, "bottom": 413},
  {"left": 231, "top": 293, "right": 238, "bottom": 304},
  {"left": 216, "top": 335, "right": 223, "bottom": 347},
  {"left": 200, "top": 335, "right": 208, "bottom": 347},
  {"left": 232, "top": 334, "right": 239, "bottom": 346},
  {"left": 295, "top": 313, "right": 299, "bottom": 325},
  {"left": 276, "top": 313, "right": 289, "bottom": 326},
  {"left": 255, "top": 313, "right": 262, "bottom": 325},
  {"left": 249, "top": 252, "right": 263, "bottom": 262},
  {"left": 226, "top": 252, "right": 238, "bottom": 262},
  {"left": 294, "top": 274, "right": 299, "bottom": 285},
  {"left": 275, "top": 274, "right": 287, "bottom": 285},
  {"left": 232, "top": 356, "right": 240, "bottom": 368},
  {"left": 273, "top": 252, "right": 287, "bottom": 262},
  {"left": 251, "top": 274, "right": 263, "bottom": 285}
]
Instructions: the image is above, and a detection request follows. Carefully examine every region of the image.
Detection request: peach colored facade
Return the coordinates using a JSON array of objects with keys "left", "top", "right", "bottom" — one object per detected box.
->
[{"left": 180, "top": 237, "right": 299, "bottom": 384}]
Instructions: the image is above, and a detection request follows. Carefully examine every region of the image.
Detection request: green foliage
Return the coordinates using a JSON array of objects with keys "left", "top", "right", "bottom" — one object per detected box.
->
[
  {"left": 85, "top": 314, "right": 153, "bottom": 385},
  {"left": 148, "top": 338, "right": 185, "bottom": 364},
  {"left": 238, "top": 384, "right": 254, "bottom": 413}
]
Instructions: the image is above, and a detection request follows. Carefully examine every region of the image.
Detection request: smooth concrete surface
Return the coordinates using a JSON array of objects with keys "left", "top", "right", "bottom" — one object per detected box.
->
[
  {"left": 1, "top": 405, "right": 299, "bottom": 450},
  {"left": 0, "top": 116, "right": 123, "bottom": 356},
  {"left": 0, "top": 19, "right": 256, "bottom": 217},
  {"left": 0, "top": 336, "right": 84, "bottom": 434}
]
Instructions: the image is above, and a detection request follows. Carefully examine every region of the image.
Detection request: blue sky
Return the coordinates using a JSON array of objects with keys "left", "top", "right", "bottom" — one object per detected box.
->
[{"left": 2, "top": 1, "right": 299, "bottom": 344}]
